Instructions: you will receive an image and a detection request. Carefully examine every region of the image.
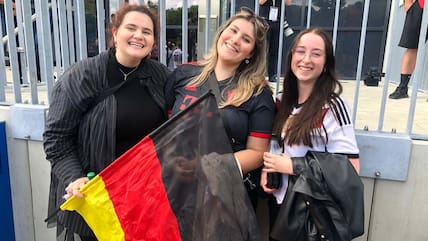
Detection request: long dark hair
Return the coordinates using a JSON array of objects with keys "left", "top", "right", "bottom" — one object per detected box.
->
[{"left": 273, "top": 28, "right": 343, "bottom": 147}]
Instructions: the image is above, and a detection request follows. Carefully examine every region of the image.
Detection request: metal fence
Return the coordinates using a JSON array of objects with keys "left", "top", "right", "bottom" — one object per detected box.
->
[{"left": 1, "top": 0, "right": 427, "bottom": 141}]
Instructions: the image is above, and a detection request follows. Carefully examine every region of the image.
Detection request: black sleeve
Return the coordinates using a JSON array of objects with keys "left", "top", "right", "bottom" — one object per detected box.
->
[
  {"left": 43, "top": 79, "right": 86, "bottom": 186},
  {"left": 164, "top": 64, "right": 201, "bottom": 111},
  {"left": 248, "top": 87, "right": 276, "bottom": 136},
  {"left": 43, "top": 57, "right": 102, "bottom": 185}
]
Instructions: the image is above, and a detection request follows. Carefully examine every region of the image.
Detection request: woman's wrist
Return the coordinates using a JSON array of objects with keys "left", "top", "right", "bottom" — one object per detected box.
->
[{"left": 234, "top": 154, "right": 243, "bottom": 178}]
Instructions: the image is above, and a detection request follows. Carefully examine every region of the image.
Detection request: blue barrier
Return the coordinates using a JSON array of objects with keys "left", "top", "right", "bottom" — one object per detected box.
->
[{"left": 0, "top": 122, "right": 16, "bottom": 241}]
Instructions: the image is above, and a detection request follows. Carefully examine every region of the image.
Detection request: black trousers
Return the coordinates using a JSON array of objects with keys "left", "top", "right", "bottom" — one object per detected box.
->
[{"left": 268, "top": 195, "right": 281, "bottom": 241}]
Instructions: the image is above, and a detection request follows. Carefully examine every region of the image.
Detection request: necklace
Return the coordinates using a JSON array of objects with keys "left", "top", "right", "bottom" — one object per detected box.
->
[
  {"left": 118, "top": 66, "right": 139, "bottom": 81},
  {"left": 218, "top": 73, "right": 237, "bottom": 102}
]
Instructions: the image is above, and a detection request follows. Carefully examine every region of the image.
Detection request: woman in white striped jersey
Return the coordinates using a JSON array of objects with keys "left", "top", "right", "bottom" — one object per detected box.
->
[{"left": 261, "top": 28, "right": 361, "bottom": 241}]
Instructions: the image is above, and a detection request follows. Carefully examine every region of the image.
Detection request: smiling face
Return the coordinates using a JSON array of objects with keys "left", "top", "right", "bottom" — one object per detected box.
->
[
  {"left": 216, "top": 18, "right": 255, "bottom": 67},
  {"left": 113, "top": 11, "right": 155, "bottom": 67},
  {"left": 291, "top": 32, "right": 326, "bottom": 87}
]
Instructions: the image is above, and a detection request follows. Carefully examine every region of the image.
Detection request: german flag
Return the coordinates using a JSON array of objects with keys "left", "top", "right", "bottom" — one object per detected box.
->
[{"left": 60, "top": 93, "right": 260, "bottom": 241}]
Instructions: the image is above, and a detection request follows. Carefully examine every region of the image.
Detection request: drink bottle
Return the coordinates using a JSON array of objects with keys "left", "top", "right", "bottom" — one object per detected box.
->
[
  {"left": 87, "top": 172, "right": 96, "bottom": 180},
  {"left": 266, "top": 134, "right": 282, "bottom": 189}
]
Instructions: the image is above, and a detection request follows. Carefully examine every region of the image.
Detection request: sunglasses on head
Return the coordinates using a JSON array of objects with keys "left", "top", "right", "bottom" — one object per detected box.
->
[{"left": 239, "top": 6, "right": 269, "bottom": 30}]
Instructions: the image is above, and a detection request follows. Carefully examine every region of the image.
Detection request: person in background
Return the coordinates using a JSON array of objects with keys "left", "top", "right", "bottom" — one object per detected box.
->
[
  {"left": 106, "top": 13, "right": 116, "bottom": 48},
  {"left": 0, "top": 0, "right": 13, "bottom": 35},
  {"left": 0, "top": 0, "right": 11, "bottom": 67},
  {"left": 187, "top": 11, "right": 198, "bottom": 62},
  {"left": 165, "top": 7, "right": 275, "bottom": 209},
  {"left": 261, "top": 28, "right": 360, "bottom": 241},
  {"left": 259, "top": 0, "right": 292, "bottom": 83},
  {"left": 43, "top": 4, "right": 169, "bottom": 241},
  {"left": 389, "top": 0, "right": 426, "bottom": 99},
  {"left": 172, "top": 44, "right": 183, "bottom": 68},
  {"left": 0, "top": 0, "right": 31, "bottom": 84},
  {"left": 167, "top": 41, "right": 176, "bottom": 70}
]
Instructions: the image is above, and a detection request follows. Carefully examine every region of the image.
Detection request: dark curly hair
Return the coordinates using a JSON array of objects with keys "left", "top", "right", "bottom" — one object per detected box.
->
[{"left": 108, "top": 4, "right": 158, "bottom": 48}]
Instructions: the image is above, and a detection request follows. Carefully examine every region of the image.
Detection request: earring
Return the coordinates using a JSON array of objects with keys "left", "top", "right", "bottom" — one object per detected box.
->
[{"left": 245, "top": 59, "right": 250, "bottom": 64}]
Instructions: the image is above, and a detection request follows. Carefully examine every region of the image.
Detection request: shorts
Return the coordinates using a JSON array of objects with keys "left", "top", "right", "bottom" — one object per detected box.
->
[{"left": 398, "top": 1, "right": 425, "bottom": 49}]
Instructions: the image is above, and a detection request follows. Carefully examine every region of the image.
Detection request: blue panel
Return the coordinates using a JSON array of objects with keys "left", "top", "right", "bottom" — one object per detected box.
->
[
  {"left": 356, "top": 131, "right": 412, "bottom": 181},
  {"left": 0, "top": 122, "right": 16, "bottom": 241}
]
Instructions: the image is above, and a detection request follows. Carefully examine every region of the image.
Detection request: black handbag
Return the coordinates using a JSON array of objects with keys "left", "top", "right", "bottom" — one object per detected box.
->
[{"left": 303, "top": 195, "right": 332, "bottom": 241}]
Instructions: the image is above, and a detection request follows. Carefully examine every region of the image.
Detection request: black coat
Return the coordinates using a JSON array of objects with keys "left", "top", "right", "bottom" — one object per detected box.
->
[
  {"left": 271, "top": 151, "right": 364, "bottom": 241},
  {"left": 44, "top": 49, "right": 169, "bottom": 236}
]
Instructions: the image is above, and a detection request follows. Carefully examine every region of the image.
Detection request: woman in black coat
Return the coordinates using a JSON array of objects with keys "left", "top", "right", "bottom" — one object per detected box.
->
[{"left": 43, "top": 4, "right": 169, "bottom": 241}]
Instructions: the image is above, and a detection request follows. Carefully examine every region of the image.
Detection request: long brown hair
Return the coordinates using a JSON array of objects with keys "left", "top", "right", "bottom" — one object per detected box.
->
[
  {"left": 108, "top": 4, "right": 158, "bottom": 48},
  {"left": 188, "top": 8, "right": 269, "bottom": 108},
  {"left": 273, "top": 28, "right": 343, "bottom": 147}
]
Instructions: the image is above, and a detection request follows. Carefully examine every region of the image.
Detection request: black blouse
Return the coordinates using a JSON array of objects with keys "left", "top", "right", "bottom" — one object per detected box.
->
[{"left": 107, "top": 55, "right": 166, "bottom": 156}]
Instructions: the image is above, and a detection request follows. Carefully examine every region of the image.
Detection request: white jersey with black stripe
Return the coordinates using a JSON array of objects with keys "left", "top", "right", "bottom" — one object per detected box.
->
[
  {"left": 283, "top": 96, "right": 359, "bottom": 158},
  {"left": 274, "top": 96, "right": 359, "bottom": 204}
]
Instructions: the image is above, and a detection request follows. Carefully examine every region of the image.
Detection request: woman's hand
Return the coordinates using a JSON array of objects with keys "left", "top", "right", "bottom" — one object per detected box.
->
[
  {"left": 349, "top": 158, "right": 360, "bottom": 174},
  {"left": 260, "top": 169, "right": 275, "bottom": 193},
  {"left": 64, "top": 177, "right": 90, "bottom": 199},
  {"left": 262, "top": 152, "right": 293, "bottom": 175}
]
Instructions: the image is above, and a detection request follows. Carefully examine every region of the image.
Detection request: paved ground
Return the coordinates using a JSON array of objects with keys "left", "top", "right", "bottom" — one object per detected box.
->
[
  {"left": 342, "top": 81, "right": 427, "bottom": 136},
  {"left": 269, "top": 79, "right": 428, "bottom": 136}
]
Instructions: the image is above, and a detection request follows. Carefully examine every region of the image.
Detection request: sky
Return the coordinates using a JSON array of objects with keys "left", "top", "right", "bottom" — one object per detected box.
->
[
  {"left": 150, "top": 0, "right": 199, "bottom": 10},
  {"left": 173, "top": 0, "right": 199, "bottom": 9},
  {"left": 110, "top": 0, "right": 198, "bottom": 15}
]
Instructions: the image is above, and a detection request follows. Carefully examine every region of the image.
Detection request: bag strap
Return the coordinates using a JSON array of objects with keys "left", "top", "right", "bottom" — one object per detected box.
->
[
  {"left": 206, "top": 73, "right": 241, "bottom": 149},
  {"left": 88, "top": 75, "right": 134, "bottom": 112},
  {"left": 206, "top": 73, "right": 222, "bottom": 104}
]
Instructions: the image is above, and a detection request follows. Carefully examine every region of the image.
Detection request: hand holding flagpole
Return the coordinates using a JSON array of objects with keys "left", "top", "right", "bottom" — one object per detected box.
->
[
  {"left": 62, "top": 172, "right": 96, "bottom": 199},
  {"left": 45, "top": 172, "right": 96, "bottom": 222}
]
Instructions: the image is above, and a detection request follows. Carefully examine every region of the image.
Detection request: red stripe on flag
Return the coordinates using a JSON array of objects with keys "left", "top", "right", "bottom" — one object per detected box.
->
[{"left": 100, "top": 137, "right": 182, "bottom": 241}]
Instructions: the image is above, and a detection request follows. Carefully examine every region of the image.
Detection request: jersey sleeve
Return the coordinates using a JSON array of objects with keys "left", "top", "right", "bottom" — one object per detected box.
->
[
  {"left": 248, "top": 87, "right": 276, "bottom": 139},
  {"left": 323, "top": 97, "right": 359, "bottom": 157}
]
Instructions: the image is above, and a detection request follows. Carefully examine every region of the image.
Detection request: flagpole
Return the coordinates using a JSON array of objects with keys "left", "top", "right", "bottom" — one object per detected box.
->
[
  {"left": 44, "top": 208, "right": 60, "bottom": 222},
  {"left": 44, "top": 171, "right": 97, "bottom": 223}
]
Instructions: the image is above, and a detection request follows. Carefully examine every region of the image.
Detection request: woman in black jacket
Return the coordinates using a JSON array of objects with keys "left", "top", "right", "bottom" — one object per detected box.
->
[{"left": 43, "top": 4, "right": 169, "bottom": 241}]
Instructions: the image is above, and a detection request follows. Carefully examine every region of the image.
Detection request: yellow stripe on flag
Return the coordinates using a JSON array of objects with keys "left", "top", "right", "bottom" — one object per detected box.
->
[{"left": 60, "top": 175, "right": 125, "bottom": 241}]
